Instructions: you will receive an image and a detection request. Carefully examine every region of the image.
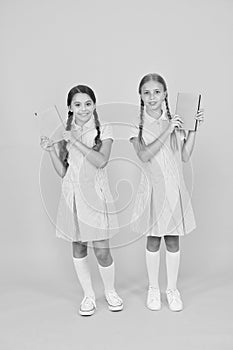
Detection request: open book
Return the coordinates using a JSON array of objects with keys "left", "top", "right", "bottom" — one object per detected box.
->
[
  {"left": 175, "top": 92, "right": 201, "bottom": 131},
  {"left": 35, "top": 105, "right": 65, "bottom": 144}
]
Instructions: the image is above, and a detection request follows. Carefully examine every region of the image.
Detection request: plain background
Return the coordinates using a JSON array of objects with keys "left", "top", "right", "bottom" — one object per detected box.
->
[{"left": 1, "top": 0, "right": 233, "bottom": 349}]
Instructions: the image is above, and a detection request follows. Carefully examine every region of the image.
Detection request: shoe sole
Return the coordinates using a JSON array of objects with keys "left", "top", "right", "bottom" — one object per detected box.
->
[
  {"left": 108, "top": 304, "right": 124, "bottom": 312},
  {"left": 147, "top": 304, "right": 161, "bottom": 311},
  {"left": 166, "top": 300, "right": 183, "bottom": 312},
  {"left": 167, "top": 306, "right": 183, "bottom": 312},
  {"left": 79, "top": 308, "right": 96, "bottom": 316}
]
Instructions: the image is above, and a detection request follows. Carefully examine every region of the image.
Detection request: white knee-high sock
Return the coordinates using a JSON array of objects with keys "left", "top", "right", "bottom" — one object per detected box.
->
[
  {"left": 166, "top": 250, "right": 180, "bottom": 290},
  {"left": 146, "top": 249, "right": 160, "bottom": 289},
  {"left": 73, "top": 256, "right": 95, "bottom": 298},
  {"left": 98, "top": 262, "right": 115, "bottom": 293}
]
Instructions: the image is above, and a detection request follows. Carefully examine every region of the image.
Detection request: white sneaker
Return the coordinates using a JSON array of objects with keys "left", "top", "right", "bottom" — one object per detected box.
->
[
  {"left": 79, "top": 295, "right": 96, "bottom": 316},
  {"left": 146, "top": 286, "right": 161, "bottom": 311},
  {"left": 105, "top": 290, "right": 123, "bottom": 311},
  {"left": 166, "top": 289, "right": 183, "bottom": 312}
]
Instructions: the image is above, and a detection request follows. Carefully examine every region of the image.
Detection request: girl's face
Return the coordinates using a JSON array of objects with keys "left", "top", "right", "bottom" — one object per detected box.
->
[
  {"left": 141, "top": 80, "right": 167, "bottom": 116},
  {"left": 69, "top": 93, "right": 95, "bottom": 126}
]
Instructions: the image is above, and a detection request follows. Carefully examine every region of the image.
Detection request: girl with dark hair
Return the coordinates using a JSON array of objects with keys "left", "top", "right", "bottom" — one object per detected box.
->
[
  {"left": 40, "top": 85, "right": 123, "bottom": 316},
  {"left": 129, "top": 73, "right": 204, "bottom": 312}
]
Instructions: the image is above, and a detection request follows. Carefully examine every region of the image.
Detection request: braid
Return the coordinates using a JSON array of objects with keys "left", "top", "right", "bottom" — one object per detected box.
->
[
  {"left": 93, "top": 109, "right": 102, "bottom": 151},
  {"left": 138, "top": 99, "right": 144, "bottom": 143},
  {"left": 165, "top": 96, "right": 177, "bottom": 152},
  {"left": 165, "top": 96, "right": 172, "bottom": 120},
  {"left": 59, "top": 111, "right": 73, "bottom": 169},
  {"left": 66, "top": 110, "right": 73, "bottom": 131}
]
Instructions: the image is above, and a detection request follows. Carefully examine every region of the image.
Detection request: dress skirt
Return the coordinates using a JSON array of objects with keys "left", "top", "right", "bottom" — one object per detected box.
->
[{"left": 55, "top": 144, "right": 119, "bottom": 243}]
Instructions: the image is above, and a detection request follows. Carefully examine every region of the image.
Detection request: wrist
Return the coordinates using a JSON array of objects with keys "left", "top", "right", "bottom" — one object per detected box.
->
[
  {"left": 167, "top": 123, "right": 174, "bottom": 134},
  {"left": 71, "top": 137, "right": 78, "bottom": 145}
]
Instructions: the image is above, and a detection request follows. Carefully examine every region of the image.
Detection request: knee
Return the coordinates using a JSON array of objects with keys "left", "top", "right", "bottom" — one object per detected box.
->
[
  {"left": 147, "top": 236, "right": 161, "bottom": 252},
  {"left": 72, "top": 242, "right": 87, "bottom": 258},
  {"left": 94, "top": 248, "right": 112, "bottom": 266},
  {"left": 164, "top": 236, "right": 179, "bottom": 252}
]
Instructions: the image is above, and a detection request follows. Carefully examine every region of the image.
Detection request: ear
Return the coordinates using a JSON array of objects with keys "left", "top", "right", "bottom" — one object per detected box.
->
[{"left": 163, "top": 91, "right": 168, "bottom": 100}]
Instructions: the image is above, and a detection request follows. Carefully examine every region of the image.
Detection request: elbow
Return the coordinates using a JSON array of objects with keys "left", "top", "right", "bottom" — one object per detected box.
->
[
  {"left": 140, "top": 155, "right": 149, "bottom": 163},
  {"left": 97, "top": 159, "right": 108, "bottom": 169},
  {"left": 99, "top": 161, "right": 107, "bottom": 169},
  {"left": 182, "top": 151, "right": 190, "bottom": 163},
  {"left": 61, "top": 167, "right": 67, "bottom": 178},
  {"left": 182, "top": 156, "right": 189, "bottom": 163},
  {"left": 138, "top": 151, "right": 150, "bottom": 163}
]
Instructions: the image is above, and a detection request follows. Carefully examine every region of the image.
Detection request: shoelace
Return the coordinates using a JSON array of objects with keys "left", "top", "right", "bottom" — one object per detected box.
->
[
  {"left": 106, "top": 291, "right": 122, "bottom": 305},
  {"left": 81, "top": 296, "right": 96, "bottom": 309},
  {"left": 167, "top": 289, "right": 180, "bottom": 303},
  {"left": 148, "top": 287, "right": 160, "bottom": 301}
]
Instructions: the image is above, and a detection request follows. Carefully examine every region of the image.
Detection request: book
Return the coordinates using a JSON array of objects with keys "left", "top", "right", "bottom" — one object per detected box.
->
[
  {"left": 35, "top": 105, "right": 65, "bottom": 144},
  {"left": 175, "top": 92, "right": 201, "bottom": 131}
]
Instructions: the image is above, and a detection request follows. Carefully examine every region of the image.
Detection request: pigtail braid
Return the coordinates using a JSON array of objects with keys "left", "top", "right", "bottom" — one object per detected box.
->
[
  {"left": 93, "top": 109, "right": 102, "bottom": 151},
  {"left": 138, "top": 99, "right": 144, "bottom": 144},
  {"left": 59, "top": 111, "right": 73, "bottom": 169},
  {"left": 165, "top": 96, "right": 178, "bottom": 152},
  {"left": 164, "top": 96, "right": 171, "bottom": 121}
]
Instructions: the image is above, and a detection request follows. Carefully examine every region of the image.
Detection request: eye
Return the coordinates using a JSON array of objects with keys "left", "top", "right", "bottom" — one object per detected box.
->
[
  {"left": 74, "top": 103, "right": 81, "bottom": 107},
  {"left": 155, "top": 90, "right": 161, "bottom": 94},
  {"left": 144, "top": 91, "right": 149, "bottom": 95},
  {"left": 86, "top": 102, "right": 92, "bottom": 106}
]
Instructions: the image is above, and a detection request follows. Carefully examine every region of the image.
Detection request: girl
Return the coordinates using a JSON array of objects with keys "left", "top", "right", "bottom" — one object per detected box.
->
[
  {"left": 40, "top": 85, "right": 123, "bottom": 316},
  {"left": 129, "top": 73, "right": 204, "bottom": 311}
]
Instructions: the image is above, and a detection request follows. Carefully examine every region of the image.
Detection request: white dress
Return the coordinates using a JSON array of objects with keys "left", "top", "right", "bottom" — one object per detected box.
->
[
  {"left": 129, "top": 110, "right": 196, "bottom": 237},
  {"left": 56, "top": 116, "right": 119, "bottom": 242}
]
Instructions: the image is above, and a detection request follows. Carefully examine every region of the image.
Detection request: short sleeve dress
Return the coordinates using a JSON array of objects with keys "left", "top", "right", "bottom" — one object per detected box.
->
[
  {"left": 56, "top": 116, "right": 119, "bottom": 242},
  {"left": 129, "top": 110, "right": 196, "bottom": 237}
]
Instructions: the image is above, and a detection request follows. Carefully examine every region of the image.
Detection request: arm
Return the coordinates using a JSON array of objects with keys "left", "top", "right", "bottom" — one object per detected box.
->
[
  {"left": 49, "top": 148, "right": 67, "bottom": 178},
  {"left": 181, "top": 130, "right": 199, "bottom": 162},
  {"left": 40, "top": 137, "right": 67, "bottom": 178},
  {"left": 130, "top": 125, "right": 172, "bottom": 162},
  {"left": 181, "top": 109, "right": 204, "bottom": 162},
  {"left": 181, "top": 131, "right": 196, "bottom": 162},
  {"left": 64, "top": 132, "right": 113, "bottom": 168},
  {"left": 130, "top": 115, "right": 183, "bottom": 162}
]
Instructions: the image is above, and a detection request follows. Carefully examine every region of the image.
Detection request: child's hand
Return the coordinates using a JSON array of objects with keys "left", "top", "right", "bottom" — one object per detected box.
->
[
  {"left": 40, "top": 136, "right": 55, "bottom": 152},
  {"left": 169, "top": 115, "right": 184, "bottom": 133},
  {"left": 195, "top": 109, "right": 204, "bottom": 125}
]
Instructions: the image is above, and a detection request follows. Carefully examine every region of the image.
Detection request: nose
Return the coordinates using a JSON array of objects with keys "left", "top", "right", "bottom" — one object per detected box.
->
[
  {"left": 152, "top": 93, "right": 158, "bottom": 100},
  {"left": 81, "top": 104, "right": 87, "bottom": 111},
  {"left": 149, "top": 93, "right": 155, "bottom": 101}
]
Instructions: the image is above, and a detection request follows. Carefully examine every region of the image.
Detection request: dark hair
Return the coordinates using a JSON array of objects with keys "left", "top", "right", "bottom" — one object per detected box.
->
[
  {"left": 138, "top": 73, "right": 177, "bottom": 151},
  {"left": 59, "top": 85, "right": 102, "bottom": 169}
]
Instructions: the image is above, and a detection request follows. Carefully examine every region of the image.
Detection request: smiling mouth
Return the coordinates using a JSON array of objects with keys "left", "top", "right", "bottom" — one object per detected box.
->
[
  {"left": 149, "top": 101, "right": 157, "bottom": 105},
  {"left": 79, "top": 113, "right": 90, "bottom": 117}
]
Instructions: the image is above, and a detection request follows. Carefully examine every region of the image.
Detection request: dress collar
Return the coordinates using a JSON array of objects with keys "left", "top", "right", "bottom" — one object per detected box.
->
[
  {"left": 144, "top": 109, "right": 167, "bottom": 123},
  {"left": 71, "top": 114, "right": 96, "bottom": 130}
]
